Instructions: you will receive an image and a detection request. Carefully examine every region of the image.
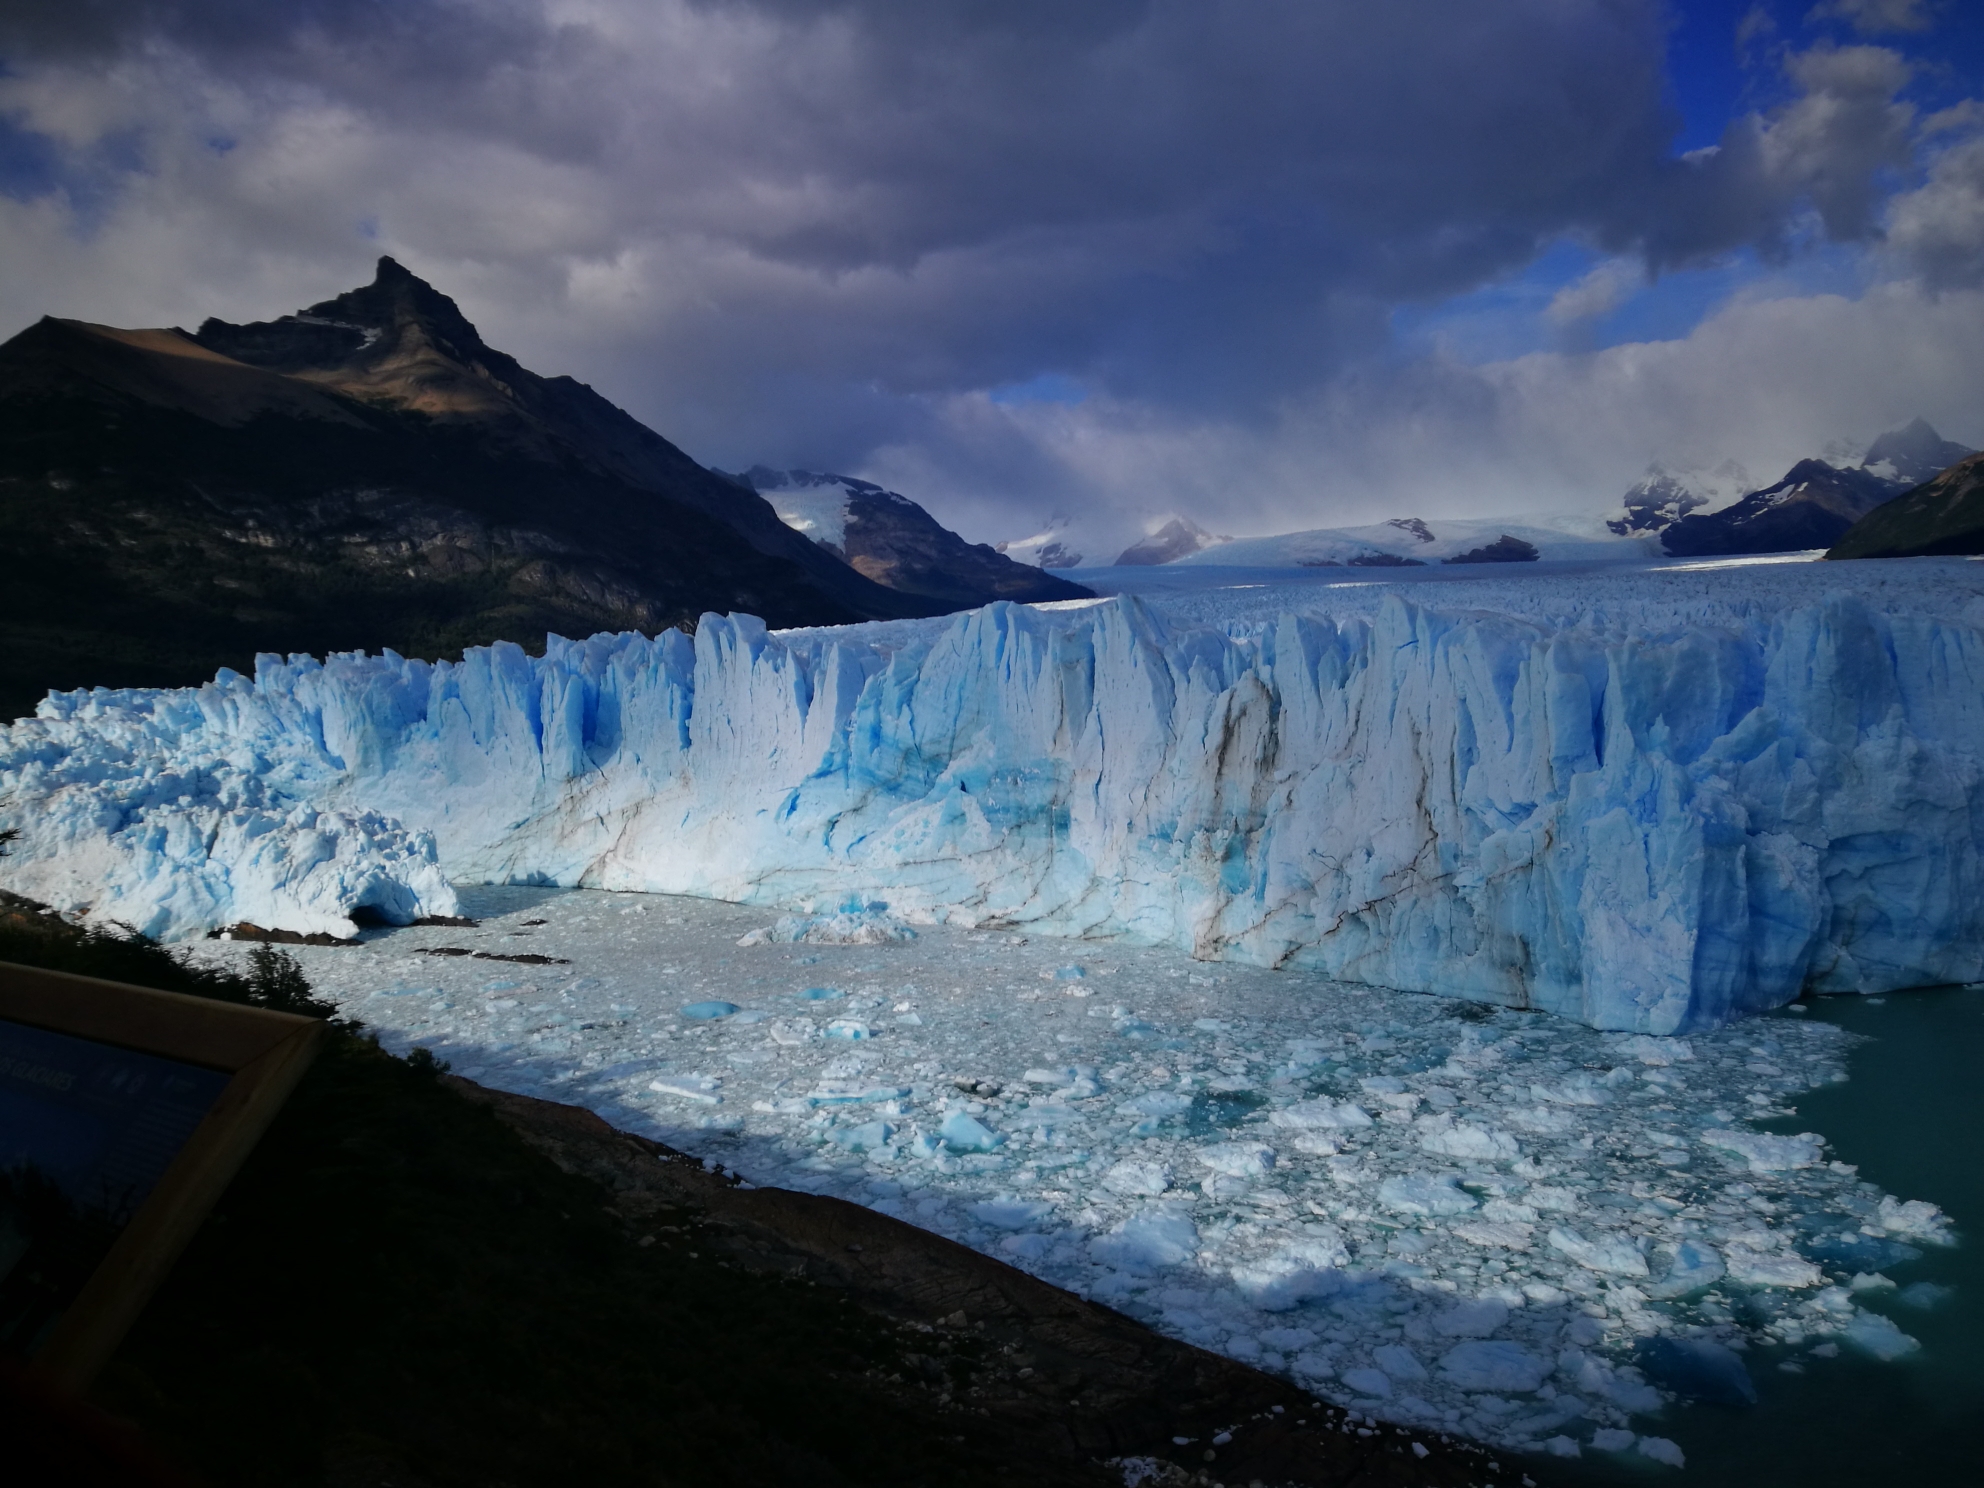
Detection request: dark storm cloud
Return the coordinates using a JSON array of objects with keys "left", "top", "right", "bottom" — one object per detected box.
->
[
  {"left": 0, "top": 3, "right": 1926, "bottom": 400},
  {"left": 0, "top": 0, "right": 547, "bottom": 79},
  {"left": 0, "top": 0, "right": 1969, "bottom": 530}
]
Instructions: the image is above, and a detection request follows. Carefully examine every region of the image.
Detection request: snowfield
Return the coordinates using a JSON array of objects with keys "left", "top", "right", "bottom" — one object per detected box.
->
[
  {"left": 6, "top": 556, "right": 1984, "bottom": 1033},
  {"left": 180, "top": 884, "right": 1958, "bottom": 1459}
]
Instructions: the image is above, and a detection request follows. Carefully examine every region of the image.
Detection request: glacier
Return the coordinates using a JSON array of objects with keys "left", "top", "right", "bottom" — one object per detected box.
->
[{"left": 4, "top": 565, "right": 1983, "bottom": 1032}]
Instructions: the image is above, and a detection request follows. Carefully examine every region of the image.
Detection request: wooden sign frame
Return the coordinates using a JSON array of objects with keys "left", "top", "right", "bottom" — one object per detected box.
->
[{"left": 0, "top": 959, "right": 324, "bottom": 1393}]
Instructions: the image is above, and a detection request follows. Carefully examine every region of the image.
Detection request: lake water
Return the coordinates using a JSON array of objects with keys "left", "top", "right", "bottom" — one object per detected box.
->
[{"left": 1557, "top": 984, "right": 1984, "bottom": 1485}]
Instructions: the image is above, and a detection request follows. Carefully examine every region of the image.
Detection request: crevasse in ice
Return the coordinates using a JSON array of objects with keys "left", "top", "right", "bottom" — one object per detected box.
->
[{"left": 4, "top": 586, "right": 1981, "bottom": 1031}]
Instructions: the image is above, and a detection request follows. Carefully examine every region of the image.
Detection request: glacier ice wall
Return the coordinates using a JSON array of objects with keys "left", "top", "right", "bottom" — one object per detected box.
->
[{"left": 4, "top": 591, "right": 1981, "bottom": 1030}]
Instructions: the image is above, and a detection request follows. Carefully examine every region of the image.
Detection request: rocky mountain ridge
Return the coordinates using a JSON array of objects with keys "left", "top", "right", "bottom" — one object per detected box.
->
[
  {"left": 1827, "top": 450, "right": 1984, "bottom": 560},
  {"left": 728, "top": 467, "right": 1092, "bottom": 608},
  {"left": 0, "top": 259, "right": 951, "bottom": 719},
  {"left": 1639, "top": 418, "right": 1975, "bottom": 556}
]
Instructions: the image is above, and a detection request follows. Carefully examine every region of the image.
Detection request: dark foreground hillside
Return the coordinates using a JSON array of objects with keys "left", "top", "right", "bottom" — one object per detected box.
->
[{"left": 1, "top": 905, "right": 1512, "bottom": 1488}]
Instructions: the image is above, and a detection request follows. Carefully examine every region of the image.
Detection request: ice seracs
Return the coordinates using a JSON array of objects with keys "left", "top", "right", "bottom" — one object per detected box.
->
[{"left": 5, "top": 562, "right": 1982, "bottom": 1032}]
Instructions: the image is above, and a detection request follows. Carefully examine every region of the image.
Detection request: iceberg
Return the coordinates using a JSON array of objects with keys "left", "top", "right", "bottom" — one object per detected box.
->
[{"left": 4, "top": 579, "right": 1982, "bottom": 1031}]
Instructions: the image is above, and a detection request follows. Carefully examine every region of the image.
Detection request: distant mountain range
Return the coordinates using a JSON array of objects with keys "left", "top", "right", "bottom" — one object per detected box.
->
[
  {"left": 1658, "top": 419, "right": 1975, "bottom": 557},
  {"left": 1158, "top": 511, "right": 1647, "bottom": 569},
  {"left": 0, "top": 258, "right": 1080, "bottom": 720},
  {"left": 725, "top": 468, "right": 1090, "bottom": 608},
  {"left": 1064, "top": 417, "right": 1979, "bottom": 574}
]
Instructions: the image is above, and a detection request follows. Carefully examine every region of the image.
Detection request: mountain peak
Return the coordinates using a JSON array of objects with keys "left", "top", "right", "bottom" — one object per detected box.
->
[
  {"left": 1861, "top": 417, "right": 1975, "bottom": 487},
  {"left": 190, "top": 256, "right": 490, "bottom": 378},
  {"left": 299, "top": 256, "right": 488, "bottom": 359}
]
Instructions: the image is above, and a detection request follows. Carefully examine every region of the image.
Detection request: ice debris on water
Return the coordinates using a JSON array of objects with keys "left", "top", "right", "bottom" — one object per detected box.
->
[
  {"left": 185, "top": 884, "right": 1967, "bottom": 1457},
  {"left": 737, "top": 902, "right": 917, "bottom": 946},
  {"left": 1700, "top": 1129, "right": 1825, "bottom": 1171},
  {"left": 12, "top": 563, "right": 1984, "bottom": 1033}
]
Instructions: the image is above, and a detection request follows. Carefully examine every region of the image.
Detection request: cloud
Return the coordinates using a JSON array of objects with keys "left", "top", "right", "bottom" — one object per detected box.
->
[
  {"left": 1807, "top": 0, "right": 1936, "bottom": 37},
  {"left": 0, "top": 2, "right": 1976, "bottom": 546},
  {"left": 854, "top": 276, "right": 1984, "bottom": 549},
  {"left": 1546, "top": 260, "right": 1644, "bottom": 325},
  {"left": 1887, "top": 114, "right": 1984, "bottom": 287}
]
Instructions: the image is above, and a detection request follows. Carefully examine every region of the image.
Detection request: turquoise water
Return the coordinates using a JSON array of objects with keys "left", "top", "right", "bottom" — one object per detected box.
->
[{"left": 1555, "top": 985, "right": 1984, "bottom": 1485}]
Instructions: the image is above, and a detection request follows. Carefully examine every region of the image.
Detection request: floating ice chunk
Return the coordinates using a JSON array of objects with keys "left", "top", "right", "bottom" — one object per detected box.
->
[
  {"left": 1228, "top": 1232, "right": 1350, "bottom": 1310},
  {"left": 649, "top": 1074, "right": 722, "bottom": 1104},
  {"left": 1543, "top": 1436, "right": 1582, "bottom": 1458},
  {"left": 1357, "top": 1076, "right": 1419, "bottom": 1111},
  {"left": 1642, "top": 1240, "right": 1726, "bottom": 1298},
  {"left": 1635, "top": 1337, "right": 1755, "bottom": 1405},
  {"left": 1876, "top": 1196, "right": 1955, "bottom": 1244},
  {"left": 1724, "top": 1245, "right": 1822, "bottom": 1288},
  {"left": 1196, "top": 1142, "right": 1275, "bottom": 1178},
  {"left": 1452, "top": 1220, "right": 1534, "bottom": 1249},
  {"left": 1896, "top": 1281, "right": 1955, "bottom": 1310},
  {"left": 737, "top": 905, "right": 916, "bottom": 945},
  {"left": 1372, "top": 1344, "right": 1427, "bottom": 1381},
  {"left": 1417, "top": 1119, "right": 1521, "bottom": 1161},
  {"left": 1289, "top": 1132, "right": 1340, "bottom": 1156},
  {"left": 1102, "top": 1160, "right": 1173, "bottom": 1196},
  {"left": 1116, "top": 1091, "right": 1193, "bottom": 1119},
  {"left": 1638, "top": 1437, "right": 1686, "bottom": 1468},
  {"left": 808, "top": 1081, "right": 909, "bottom": 1105},
  {"left": 968, "top": 1198, "right": 1051, "bottom": 1230},
  {"left": 1548, "top": 1226, "right": 1649, "bottom": 1277},
  {"left": 1701, "top": 1129, "right": 1823, "bottom": 1171},
  {"left": 1844, "top": 1310, "right": 1921, "bottom": 1360},
  {"left": 678, "top": 1000, "right": 739, "bottom": 1020},
  {"left": 831, "top": 1119, "right": 893, "bottom": 1153},
  {"left": 1340, "top": 1367, "right": 1392, "bottom": 1398},
  {"left": 823, "top": 1019, "right": 875, "bottom": 1040},
  {"left": 1432, "top": 1299, "right": 1509, "bottom": 1339},
  {"left": 1052, "top": 964, "right": 1086, "bottom": 980},
  {"left": 1532, "top": 1074, "right": 1613, "bottom": 1106},
  {"left": 1591, "top": 1429, "right": 1637, "bottom": 1453},
  {"left": 1269, "top": 1099, "right": 1373, "bottom": 1130},
  {"left": 1091, "top": 1208, "right": 1199, "bottom": 1270},
  {"left": 1505, "top": 1105, "right": 1579, "bottom": 1134},
  {"left": 1562, "top": 1350, "right": 1664, "bottom": 1413},
  {"left": 1378, "top": 1174, "right": 1479, "bottom": 1217},
  {"left": 1438, "top": 1341, "right": 1548, "bottom": 1393},
  {"left": 937, "top": 1110, "right": 1003, "bottom": 1152},
  {"left": 1607, "top": 1034, "right": 1693, "bottom": 1065},
  {"left": 1527, "top": 1185, "right": 1581, "bottom": 1213},
  {"left": 1024, "top": 1064, "right": 1101, "bottom": 1097}
]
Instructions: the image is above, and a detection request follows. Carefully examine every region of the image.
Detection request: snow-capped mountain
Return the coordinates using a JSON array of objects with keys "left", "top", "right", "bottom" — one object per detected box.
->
[
  {"left": 1173, "top": 511, "right": 1655, "bottom": 568},
  {"left": 1648, "top": 419, "right": 1976, "bottom": 556},
  {"left": 994, "top": 512, "right": 1111, "bottom": 570},
  {"left": 1660, "top": 459, "right": 1902, "bottom": 557},
  {"left": 1859, "top": 417, "right": 1977, "bottom": 487},
  {"left": 1606, "top": 461, "right": 1754, "bottom": 536},
  {"left": 730, "top": 468, "right": 1093, "bottom": 607},
  {"left": 1114, "top": 517, "right": 1228, "bottom": 566}
]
